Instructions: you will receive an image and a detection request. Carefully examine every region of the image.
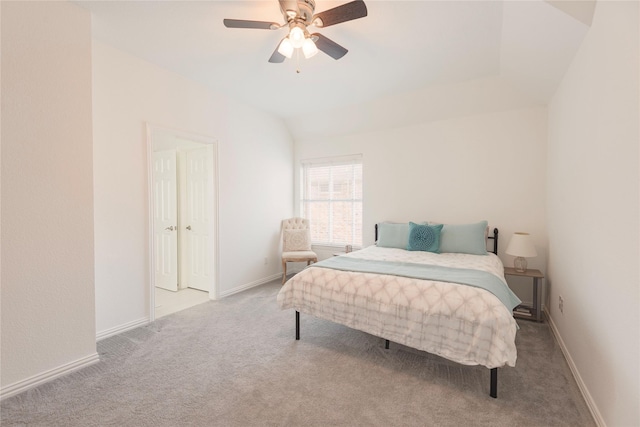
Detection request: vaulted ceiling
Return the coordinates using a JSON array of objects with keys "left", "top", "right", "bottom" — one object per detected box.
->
[{"left": 78, "top": 0, "right": 594, "bottom": 140}]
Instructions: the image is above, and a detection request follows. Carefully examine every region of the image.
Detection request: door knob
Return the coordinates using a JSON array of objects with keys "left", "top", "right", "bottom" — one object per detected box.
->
[
  {"left": 186, "top": 225, "right": 192, "bottom": 230},
  {"left": 165, "top": 226, "right": 175, "bottom": 231}
]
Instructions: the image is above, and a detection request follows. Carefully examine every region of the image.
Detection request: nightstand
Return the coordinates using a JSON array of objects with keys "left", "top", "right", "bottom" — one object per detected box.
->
[{"left": 504, "top": 267, "right": 544, "bottom": 322}]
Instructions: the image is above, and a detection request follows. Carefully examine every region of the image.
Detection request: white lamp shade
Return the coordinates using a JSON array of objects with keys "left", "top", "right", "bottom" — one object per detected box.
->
[
  {"left": 302, "top": 38, "right": 318, "bottom": 58},
  {"left": 505, "top": 232, "right": 538, "bottom": 258},
  {"left": 277, "top": 38, "right": 294, "bottom": 58},
  {"left": 289, "top": 26, "right": 305, "bottom": 48}
]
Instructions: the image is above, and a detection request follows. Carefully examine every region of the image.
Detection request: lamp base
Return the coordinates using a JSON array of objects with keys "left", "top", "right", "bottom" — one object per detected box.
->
[{"left": 514, "top": 257, "right": 527, "bottom": 273}]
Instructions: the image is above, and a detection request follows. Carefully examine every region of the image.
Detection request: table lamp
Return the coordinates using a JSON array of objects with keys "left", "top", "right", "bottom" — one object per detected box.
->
[{"left": 505, "top": 232, "right": 537, "bottom": 272}]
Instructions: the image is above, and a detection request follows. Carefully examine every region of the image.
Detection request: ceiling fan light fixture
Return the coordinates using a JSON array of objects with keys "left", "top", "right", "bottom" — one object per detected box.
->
[
  {"left": 302, "top": 38, "right": 318, "bottom": 58},
  {"left": 289, "top": 25, "right": 306, "bottom": 48},
  {"left": 277, "top": 37, "right": 294, "bottom": 58}
]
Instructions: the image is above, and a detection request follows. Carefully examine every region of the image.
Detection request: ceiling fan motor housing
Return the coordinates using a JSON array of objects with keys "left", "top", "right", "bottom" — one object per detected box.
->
[
  {"left": 280, "top": 0, "right": 316, "bottom": 25},
  {"left": 297, "top": 0, "right": 316, "bottom": 24}
]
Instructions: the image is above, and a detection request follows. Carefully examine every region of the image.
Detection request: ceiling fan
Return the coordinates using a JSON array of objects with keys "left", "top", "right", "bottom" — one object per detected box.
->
[{"left": 223, "top": 0, "right": 368, "bottom": 63}]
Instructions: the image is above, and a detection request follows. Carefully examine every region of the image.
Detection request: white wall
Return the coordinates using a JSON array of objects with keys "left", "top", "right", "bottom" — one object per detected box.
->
[
  {"left": 295, "top": 107, "right": 548, "bottom": 303},
  {"left": 285, "top": 76, "right": 544, "bottom": 141},
  {"left": 547, "top": 2, "right": 639, "bottom": 426},
  {"left": 93, "top": 42, "right": 293, "bottom": 336},
  {"left": 1, "top": 1, "right": 98, "bottom": 394}
]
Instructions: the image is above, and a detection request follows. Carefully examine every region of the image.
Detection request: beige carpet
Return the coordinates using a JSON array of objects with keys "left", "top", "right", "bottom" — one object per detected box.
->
[{"left": 1, "top": 279, "right": 595, "bottom": 426}]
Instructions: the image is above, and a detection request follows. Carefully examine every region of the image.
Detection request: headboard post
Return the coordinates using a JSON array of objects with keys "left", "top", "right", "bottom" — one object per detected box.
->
[{"left": 489, "top": 228, "right": 499, "bottom": 254}]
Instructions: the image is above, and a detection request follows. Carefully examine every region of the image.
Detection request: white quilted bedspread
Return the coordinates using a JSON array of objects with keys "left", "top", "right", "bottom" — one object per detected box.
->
[{"left": 277, "top": 246, "right": 518, "bottom": 369}]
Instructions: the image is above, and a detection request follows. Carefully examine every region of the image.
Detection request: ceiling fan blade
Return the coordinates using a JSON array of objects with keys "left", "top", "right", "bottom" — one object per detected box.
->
[
  {"left": 312, "top": 33, "right": 348, "bottom": 60},
  {"left": 223, "top": 19, "right": 281, "bottom": 30},
  {"left": 312, "top": 0, "right": 368, "bottom": 28},
  {"left": 268, "top": 41, "right": 287, "bottom": 63}
]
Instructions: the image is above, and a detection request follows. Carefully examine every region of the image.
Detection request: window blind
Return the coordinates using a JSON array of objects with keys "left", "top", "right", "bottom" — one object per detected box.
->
[{"left": 300, "top": 155, "right": 362, "bottom": 247}]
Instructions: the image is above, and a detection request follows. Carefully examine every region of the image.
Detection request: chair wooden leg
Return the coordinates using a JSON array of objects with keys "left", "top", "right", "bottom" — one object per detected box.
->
[{"left": 282, "top": 260, "right": 287, "bottom": 284}]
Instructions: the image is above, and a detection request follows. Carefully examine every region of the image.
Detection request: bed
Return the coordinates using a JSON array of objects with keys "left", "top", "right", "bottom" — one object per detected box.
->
[{"left": 277, "top": 221, "right": 520, "bottom": 398}]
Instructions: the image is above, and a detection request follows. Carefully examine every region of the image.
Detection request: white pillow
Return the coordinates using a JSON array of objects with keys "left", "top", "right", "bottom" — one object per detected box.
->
[{"left": 283, "top": 229, "right": 312, "bottom": 251}]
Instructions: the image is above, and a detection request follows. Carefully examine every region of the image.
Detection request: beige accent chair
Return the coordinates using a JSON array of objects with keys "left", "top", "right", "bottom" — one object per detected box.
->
[{"left": 281, "top": 217, "right": 318, "bottom": 284}]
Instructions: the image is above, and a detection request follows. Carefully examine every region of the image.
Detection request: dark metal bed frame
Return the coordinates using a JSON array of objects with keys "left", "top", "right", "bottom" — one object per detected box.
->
[{"left": 294, "top": 225, "right": 501, "bottom": 398}]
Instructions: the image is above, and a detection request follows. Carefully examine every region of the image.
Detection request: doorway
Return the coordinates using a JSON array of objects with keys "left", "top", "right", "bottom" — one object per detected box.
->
[{"left": 147, "top": 124, "right": 219, "bottom": 320}]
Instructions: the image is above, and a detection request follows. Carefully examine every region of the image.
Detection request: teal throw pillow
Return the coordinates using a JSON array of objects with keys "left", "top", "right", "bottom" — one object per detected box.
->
[{"left": 407, "top": 222, "right": 443, "bottom": 253}]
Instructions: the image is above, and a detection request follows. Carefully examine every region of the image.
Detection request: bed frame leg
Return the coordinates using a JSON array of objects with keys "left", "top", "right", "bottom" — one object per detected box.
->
[
  {"left": 385, "top": 339, "right": 390, "bottom": 349},
  {"left": 295, "top": 311, "right": 300, "bottom": 340},
  {"left": 490, "top": 368, "right": 498, "bottom": 398}
]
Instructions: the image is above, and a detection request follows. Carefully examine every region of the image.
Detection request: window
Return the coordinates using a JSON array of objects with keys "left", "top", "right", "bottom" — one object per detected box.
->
[{"left": 300, "top": 155, "right": 362, "bottom": 247}]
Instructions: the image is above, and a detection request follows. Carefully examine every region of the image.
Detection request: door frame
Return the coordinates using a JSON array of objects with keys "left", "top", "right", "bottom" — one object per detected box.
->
[{"left": 146, "top": 123, "right": 220, "bottom": 322}]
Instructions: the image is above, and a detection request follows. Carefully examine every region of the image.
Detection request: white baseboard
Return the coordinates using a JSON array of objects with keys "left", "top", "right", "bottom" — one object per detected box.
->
[
  {"left": 546, "top": 309, "right": 606, "bottom": 427},
  {"left": 96, "top": 317, "right": 149, "bottom": 341},
  {"left": 218, "top": 273, "right": 282, "bottom": 298},
  {"left": 99, "top": 272, "right": 282, "bottom": 338},
  {"left": 0, "top": 352, "right": 100, "bottom": 401}
]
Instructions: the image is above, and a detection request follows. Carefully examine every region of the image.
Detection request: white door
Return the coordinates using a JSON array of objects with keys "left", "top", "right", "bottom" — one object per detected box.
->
[
  {"left": 185, "top": 146, "right": 213, "bottom": 291},
  {"left": 152, "top": 149, "right": 178, "bottom": 291}
]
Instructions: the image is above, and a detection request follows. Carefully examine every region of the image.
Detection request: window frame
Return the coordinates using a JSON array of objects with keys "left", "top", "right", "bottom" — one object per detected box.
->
[{"left": 300, "top": 154, "right": 363, "bottom": 248}]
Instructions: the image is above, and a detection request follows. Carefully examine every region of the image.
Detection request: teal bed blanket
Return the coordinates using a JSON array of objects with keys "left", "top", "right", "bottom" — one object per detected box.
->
[{"left": 311, "top": 256, "right": 521, "bottom": 311}]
